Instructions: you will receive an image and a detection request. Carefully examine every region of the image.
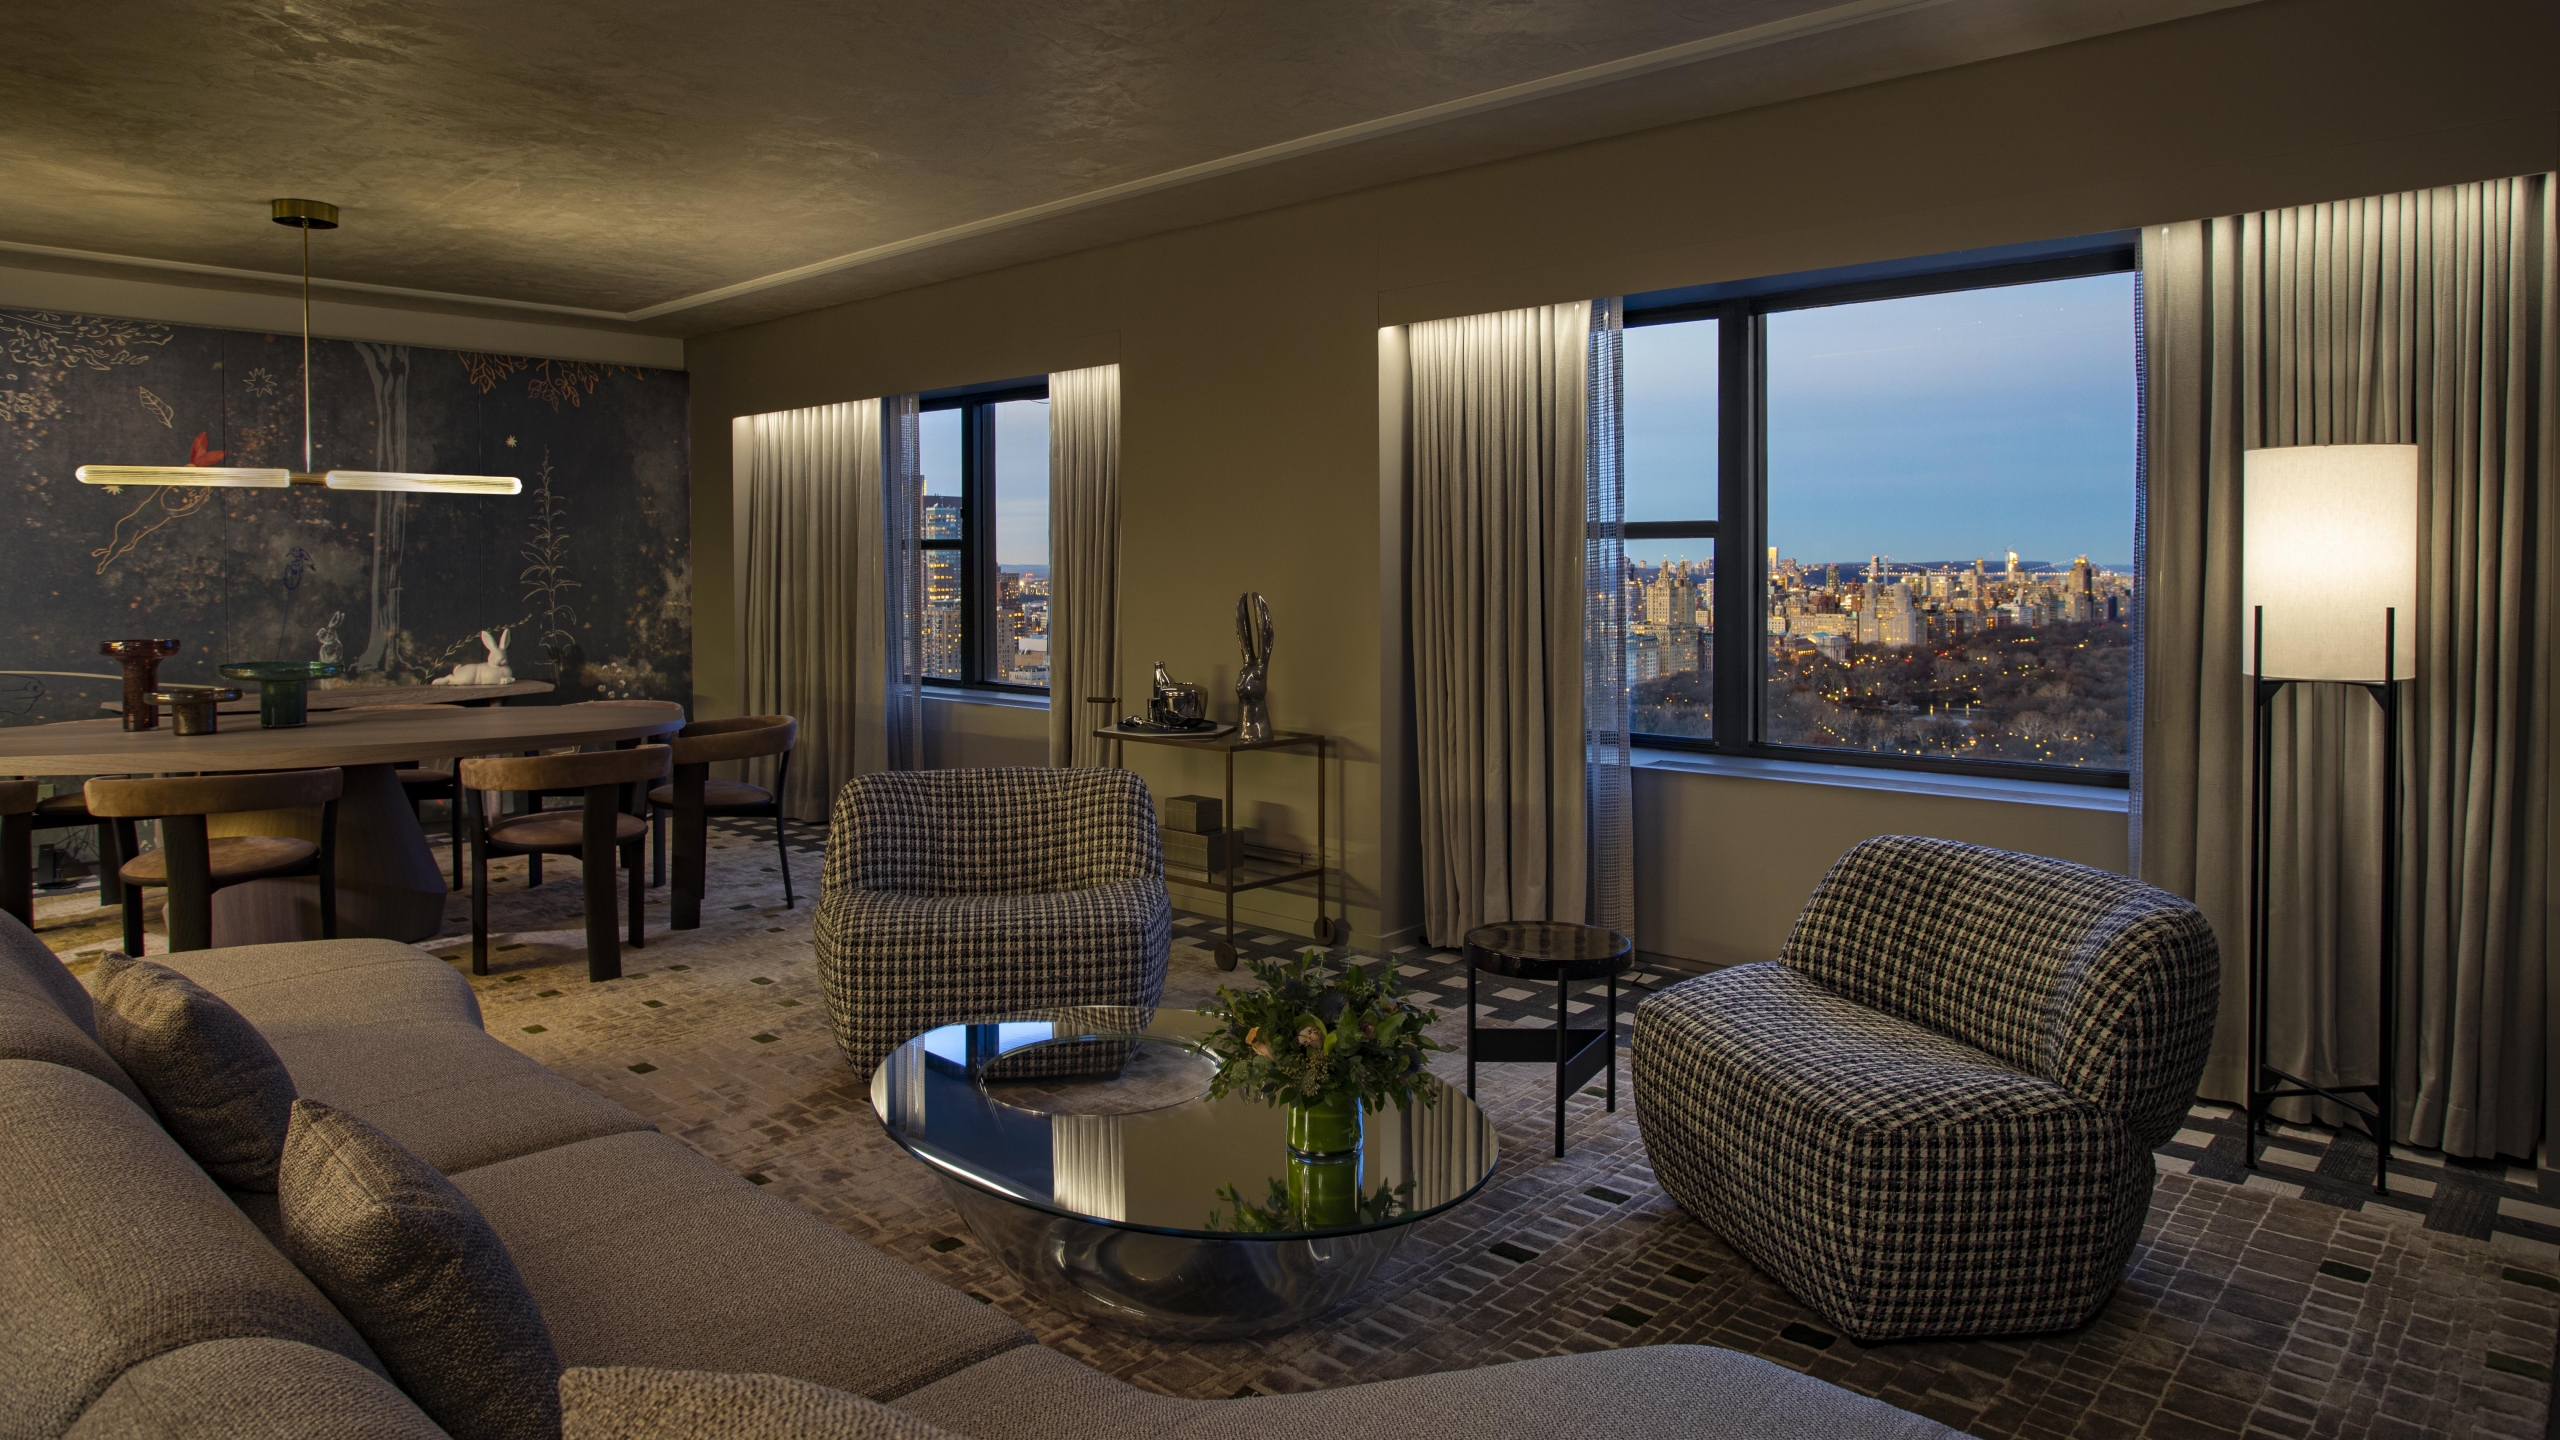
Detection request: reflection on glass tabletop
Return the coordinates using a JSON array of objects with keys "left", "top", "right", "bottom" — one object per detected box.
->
[{"left": 871, "top": 1007, "right": 1497, "bottom": 1240}]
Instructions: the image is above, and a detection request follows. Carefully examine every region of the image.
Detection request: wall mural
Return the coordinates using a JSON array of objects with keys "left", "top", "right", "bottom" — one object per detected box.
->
[{"left": 0, "top": 307, "right": 690, "bottom": 726}]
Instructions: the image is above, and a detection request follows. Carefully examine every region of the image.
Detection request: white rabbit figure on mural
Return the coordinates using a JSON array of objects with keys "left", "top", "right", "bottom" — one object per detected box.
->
[{"left": 434, "top": 629, "right": 514, "bottom": 687}]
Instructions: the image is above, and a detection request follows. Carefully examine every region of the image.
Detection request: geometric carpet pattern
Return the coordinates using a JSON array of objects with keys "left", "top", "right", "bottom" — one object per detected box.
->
[{"left": 24, "top": 816, "right": 2556, "bottom": 1439}]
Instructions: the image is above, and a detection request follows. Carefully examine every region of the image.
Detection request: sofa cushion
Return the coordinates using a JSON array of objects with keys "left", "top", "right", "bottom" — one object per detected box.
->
[
  {"left": 65, "top": 1338, "right": 449, "bottom": 1440},
  {"left": 93, "top": 954, "right": 298, "bottom": 1190},
  {"left": 0, "top": 910, "right": 153, "bottom": 1112},
  {"left": 451, "top": 1130, "right": 1031, "bottom": 1400},
  {"left": 0, "top": 1060, "right": 383, "bottom": 1437},
  {"left": 561, "top": 1368, "right": 963, "bottom": 1440},
  {"left": 896, "top": 1340, "right": 1960, "bottom": 1439},
  {"left": 277, "top": 1100, "right": 561, "bottom": 1440},
  {"left": 161, "top": 940, "right": 655, "bottom": 1175}
]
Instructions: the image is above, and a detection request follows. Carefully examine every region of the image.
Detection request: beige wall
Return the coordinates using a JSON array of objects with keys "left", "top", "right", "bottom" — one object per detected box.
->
[{"left": 686, "top": 0, "right": 2558, "bottom": 954}]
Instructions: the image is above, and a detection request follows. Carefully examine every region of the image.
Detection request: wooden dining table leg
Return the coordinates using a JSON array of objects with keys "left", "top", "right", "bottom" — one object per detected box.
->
[
  {"left": 670, "top": 761, "right": 709, "bottom": 931},
  {"left": 580, "top": 784, "right": 621, "bottom": 982},
  {"left": 211, "top": 763, "right": 446, "bottom": 946}
]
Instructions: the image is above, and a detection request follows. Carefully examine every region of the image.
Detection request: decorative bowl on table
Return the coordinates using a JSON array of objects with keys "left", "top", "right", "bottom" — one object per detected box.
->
[
  {"left": 218, "top": 662, "right": 343, "bottom": 729},
  {"left": 144, "top": 685, "right": 242, "bottom": 736}
]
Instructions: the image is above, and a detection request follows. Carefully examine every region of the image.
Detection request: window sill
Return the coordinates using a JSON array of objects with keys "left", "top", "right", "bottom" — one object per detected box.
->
[
  {"left": 923, "top": 686, "right": 1051, "bottom": 713},
  {"left": 1631, "top": 747, "right": 2129, "bottom": 813}
]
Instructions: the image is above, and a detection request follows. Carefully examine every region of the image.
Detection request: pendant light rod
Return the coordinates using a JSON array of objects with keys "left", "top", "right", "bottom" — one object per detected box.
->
[{"left": 77, "top": 198, "right": 520, "bottom": 496}]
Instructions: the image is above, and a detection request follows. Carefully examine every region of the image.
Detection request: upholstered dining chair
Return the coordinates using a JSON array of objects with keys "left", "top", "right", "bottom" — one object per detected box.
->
[
  {"left": 517, "top": 700, "right": 676, "bottom": 891},
  {"left": 83, "top": 769, "right": 344, "bottom": 955},
  {"left": 1632, "top": 835, "right": 2219, "bottom": 1343},
  {"left": 0, "top": 780, "right": 34, "bottom": 927},
  {"left": 649, "top": 714, "right": 797, "bottom": 930},
  {"left": 459, "top": 744, "right": 670, "bottom": 982}
]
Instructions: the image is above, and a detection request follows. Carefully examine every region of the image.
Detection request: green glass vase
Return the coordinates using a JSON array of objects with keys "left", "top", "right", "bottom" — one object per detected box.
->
[
  {"left": 1287, "top": 1151, "right": 1359, "bottom": 1229},
  {"left": 1285, "top": 1092, "right": 1361, "bottom": 1156}
]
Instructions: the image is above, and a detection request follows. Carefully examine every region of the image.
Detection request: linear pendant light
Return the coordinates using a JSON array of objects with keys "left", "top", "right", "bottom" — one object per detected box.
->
[{"left": 75, "top": 199, "right": 521, "bottom": 496}]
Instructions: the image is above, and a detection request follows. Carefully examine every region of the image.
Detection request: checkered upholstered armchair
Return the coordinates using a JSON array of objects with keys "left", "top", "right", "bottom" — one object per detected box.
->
[
  {"left": 1633, "top": 835, "right": 2219, "bottom": 1342},
  {"left": 815, "top": 767, "right": 1171, "bottom": 1077}
]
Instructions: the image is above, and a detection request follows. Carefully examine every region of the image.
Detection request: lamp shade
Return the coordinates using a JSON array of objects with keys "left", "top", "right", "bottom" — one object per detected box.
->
[{"left": 2241, "top": 444, "right": 2418, "bottom": 682}]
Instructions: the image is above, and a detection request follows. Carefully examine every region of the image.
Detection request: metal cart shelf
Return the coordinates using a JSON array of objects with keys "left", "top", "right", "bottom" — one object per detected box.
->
[{"left": 1093, "top": 723, "right": 1333, "bottom": 969}]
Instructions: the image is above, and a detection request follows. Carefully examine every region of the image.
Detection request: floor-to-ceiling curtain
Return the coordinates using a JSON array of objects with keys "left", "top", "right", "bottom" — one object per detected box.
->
[
  {"left": 1047, "top": 364, "right": 1121, "bottom": 768},
  {"left": 1585, "top": 299, "right": 1633, "bottom": 938},
  {"left": 1411, "top": 302, "right": 1595, "bottom": 944},
  {"left": 736, "top": 401, "right": 883, "bottom": 819},
  {"left": 879, "top": 393, "right": 925, "bottom": 773},
  {"left": 2139, "top": 175, "right": 2554, "bottom": 1159}
]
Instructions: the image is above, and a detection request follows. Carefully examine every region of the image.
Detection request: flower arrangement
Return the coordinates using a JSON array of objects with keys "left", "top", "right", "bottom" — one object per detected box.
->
[{"left": 1196, "top": 949, "right": 1447, "bottom": 1112}]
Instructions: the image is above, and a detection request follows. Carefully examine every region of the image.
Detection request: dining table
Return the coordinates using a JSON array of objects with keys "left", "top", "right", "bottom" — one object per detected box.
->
[{"left": 0, "top": 700, "right": 684, "bottom": 947}]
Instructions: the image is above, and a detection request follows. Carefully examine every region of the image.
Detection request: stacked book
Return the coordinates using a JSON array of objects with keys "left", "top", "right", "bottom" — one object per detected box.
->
[{"left": 1161, "top": 794, "right": 1232, "bottom": 876}]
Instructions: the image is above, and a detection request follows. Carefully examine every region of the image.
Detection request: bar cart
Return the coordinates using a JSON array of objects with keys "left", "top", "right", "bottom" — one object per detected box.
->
[{"left": 1093, "top": 719, "right": 1334, "bottom": 969}]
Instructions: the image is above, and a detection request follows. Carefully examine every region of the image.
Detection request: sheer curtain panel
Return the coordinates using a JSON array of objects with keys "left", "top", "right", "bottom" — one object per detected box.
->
[
  {"left": 1048, "top": 365, "right": 1122, "bottom": 768},
  {"left": 880, "top": 393, "right": 925, "bottom": 773},
  {"left": 1585, "top": 299, "right": 1632, "bottom": 937},
  {"left": 1410, "top": 302, "right": 1595, "bottom": 943},
  {"left": 736, "top": 401, "right": 882, "bottom": 819},
  {"left": 2140, "top": 175, "right": 2554, "bottom": 1159}
]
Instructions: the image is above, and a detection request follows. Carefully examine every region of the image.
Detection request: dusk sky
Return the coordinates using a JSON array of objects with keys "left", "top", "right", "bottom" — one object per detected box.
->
[
  {"left": 1623, "top": 271, "right": 2138, "bottom": 573},
  {"left": 921, "top": 397, "right": 1051, "bottom": 570}
]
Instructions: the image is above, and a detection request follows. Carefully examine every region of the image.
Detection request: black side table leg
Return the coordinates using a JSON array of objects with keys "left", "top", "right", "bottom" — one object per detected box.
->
[
  {"left": 1466, "top": 959, "right": 1478, "bottom": 1099},
  {"left": 1553, "top": 974, "right": 1568, "bottom": 1159},
  {"left": 1606, "top": 969, "right": 1618, "bottom": 1112}
]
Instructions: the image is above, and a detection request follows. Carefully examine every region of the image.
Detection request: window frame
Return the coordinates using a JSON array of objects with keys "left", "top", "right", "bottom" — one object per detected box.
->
[
  {"left": 918, "top": 378, "right": 1050, "bottom": 696},
  {"left": 1624, "top": 243, "right": 2139, "bottom": 789}
]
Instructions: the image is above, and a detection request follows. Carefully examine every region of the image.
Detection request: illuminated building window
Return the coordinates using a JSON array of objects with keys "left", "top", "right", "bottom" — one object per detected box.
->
[{"left": 919, "top": 380, "right": 1051, "bottom": 693}]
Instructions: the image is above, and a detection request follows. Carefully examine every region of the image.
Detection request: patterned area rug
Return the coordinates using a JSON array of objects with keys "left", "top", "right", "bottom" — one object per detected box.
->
[{"left": 27, "top": 819, "right": 2555, "bottom": 1439}]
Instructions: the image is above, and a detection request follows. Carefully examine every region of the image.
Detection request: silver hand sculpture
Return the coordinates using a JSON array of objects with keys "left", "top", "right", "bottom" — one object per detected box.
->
[{"left": 1235, "top": 592, "right": 1273, "bottom": 742}]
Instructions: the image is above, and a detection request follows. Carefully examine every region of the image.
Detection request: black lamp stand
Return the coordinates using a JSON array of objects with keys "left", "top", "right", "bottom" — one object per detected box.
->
[{"left": 2244, "top": 604, "right": 2400, "bottom": 1195}]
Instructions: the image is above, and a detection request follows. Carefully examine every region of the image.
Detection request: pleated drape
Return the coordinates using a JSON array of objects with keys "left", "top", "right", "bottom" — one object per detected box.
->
[
  {"left": 1411, "top": 303, "right": 1593, "bottom": 944},
  {"left": 1047, "top": 365, "right": 1122, "bottom": 768},
  {"left": 736, "top": 401, "right": 883, "bottom": 820},
  {"left": 2139, "top": 175, "right": 2555, "bottom": 1159}
]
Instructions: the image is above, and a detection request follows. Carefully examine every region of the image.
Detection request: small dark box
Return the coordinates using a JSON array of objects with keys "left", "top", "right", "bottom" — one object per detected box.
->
[
  {"left": 1162, "top": 795, "right": 1223, "bottom": 833},
  {"left": 1163, "top": 829, "right": 1235, "bottom": 875}
]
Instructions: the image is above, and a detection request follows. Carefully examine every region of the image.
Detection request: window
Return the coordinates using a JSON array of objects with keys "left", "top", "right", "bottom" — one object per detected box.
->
[
  {"left": 1621, "top": 240, "right": 2137, "bottom": 783},
  {"left": 918, "top": 381, "right": 1051, "bottom": 692}
]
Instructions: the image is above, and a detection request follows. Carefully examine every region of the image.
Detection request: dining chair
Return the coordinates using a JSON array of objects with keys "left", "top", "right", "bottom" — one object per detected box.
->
[
  {"left": 31, "top": 786, "right": 129, "bottom": 907},
  {"left": 459, "top": 744, "right": 670, "bottom": 982},
  {"left": 84, "top": 769, "right": 343, "bottom": 954},
  {"left": 1, "top": 780, "right": 35, "bottom": 927},
  {"left": 649, "top": 715, "right": 798, "bottom": 930},
  {"left": 517, "top": 701, "right": 674, "bottom": 891}
]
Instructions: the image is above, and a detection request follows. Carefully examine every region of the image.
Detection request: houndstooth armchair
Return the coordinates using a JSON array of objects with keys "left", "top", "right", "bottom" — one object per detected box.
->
[
  {"left": 1633, "top": 835, "right": 2219, "bottom": 1342},
  {"left": 815, "top": 767, "right": 1171, "bottom": 1078}
]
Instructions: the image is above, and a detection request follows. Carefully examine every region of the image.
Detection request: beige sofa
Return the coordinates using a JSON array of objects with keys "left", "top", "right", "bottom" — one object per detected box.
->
[{"left": 0, "top": 914, "right": 1953, "bottom": 1439}]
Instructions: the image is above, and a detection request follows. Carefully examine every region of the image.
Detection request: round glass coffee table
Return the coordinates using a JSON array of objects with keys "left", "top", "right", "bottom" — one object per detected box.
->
[{"left": 872, "top": 1006, "right": 1496, "bottom": 1338}]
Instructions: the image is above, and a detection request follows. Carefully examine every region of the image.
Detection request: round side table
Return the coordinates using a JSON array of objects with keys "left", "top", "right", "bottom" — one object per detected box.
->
[{"left": 1461, "top": 920, "right": 1633, "bottom": 1157}]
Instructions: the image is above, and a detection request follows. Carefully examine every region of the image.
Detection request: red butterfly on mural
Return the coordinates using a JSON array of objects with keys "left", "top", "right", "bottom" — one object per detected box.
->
[{"left": 187, "top": 431, "right": 226, "bottom": 466}]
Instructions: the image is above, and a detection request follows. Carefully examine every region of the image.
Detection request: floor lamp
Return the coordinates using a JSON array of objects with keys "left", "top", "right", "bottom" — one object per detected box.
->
[{"left": 2241, "top": 443, "right": 2419, "bottom": 1196}]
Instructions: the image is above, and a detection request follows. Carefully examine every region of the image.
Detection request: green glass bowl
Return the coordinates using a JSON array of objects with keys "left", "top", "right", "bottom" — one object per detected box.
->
[{"left": 218, "top": 661, "right": 343, "bottom": 729}]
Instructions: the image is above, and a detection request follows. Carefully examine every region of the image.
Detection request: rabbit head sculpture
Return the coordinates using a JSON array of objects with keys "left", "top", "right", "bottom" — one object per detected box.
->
[{"left": 432, "top": 627, "right": 515, "bottom": 687}]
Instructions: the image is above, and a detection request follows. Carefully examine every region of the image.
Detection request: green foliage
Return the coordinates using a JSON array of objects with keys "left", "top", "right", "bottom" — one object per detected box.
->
[
  {"left": 1196, "top": 949, "right": 1447, "bottom": 1109},
  {"left": 1207, "top": 1175, "right": 1412, "bottom": 1234}
]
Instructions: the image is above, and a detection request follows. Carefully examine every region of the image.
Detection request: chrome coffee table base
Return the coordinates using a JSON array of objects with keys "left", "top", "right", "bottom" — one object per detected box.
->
[{"left": 940, "top": 1177, "right": 1407, "bottom": 1339}]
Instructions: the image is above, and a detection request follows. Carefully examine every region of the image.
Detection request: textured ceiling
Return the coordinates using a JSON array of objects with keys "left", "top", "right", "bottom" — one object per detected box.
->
[{"left": 0, "top": 0, "right": 2244, "bottom": 336}]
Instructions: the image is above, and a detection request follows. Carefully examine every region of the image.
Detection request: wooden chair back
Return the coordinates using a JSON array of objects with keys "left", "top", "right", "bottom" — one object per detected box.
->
[
  {"left": 84, "top": 768, "right": 344, "bottom": 818},
  {"left": 460, "top": 745, "right": 670, "bottom": 794},
  {"left": 670, "top": 715, "right": 795, "bottom": 766}
]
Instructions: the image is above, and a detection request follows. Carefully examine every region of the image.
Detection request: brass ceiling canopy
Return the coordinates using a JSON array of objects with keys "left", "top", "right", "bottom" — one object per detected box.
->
[{"left": 75, "top": 200, "right": 519, "bottom": 495}]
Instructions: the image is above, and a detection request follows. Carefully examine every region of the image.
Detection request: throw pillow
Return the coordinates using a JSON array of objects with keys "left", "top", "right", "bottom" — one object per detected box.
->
[
  {"left": 277, "top": 1099, "right": 562, "bottom": 1440},
  {"left": 92, "top": 953, "right": 296, "bottom": 1189},
  {"left": 561, "top": 1368, "right": 967, "bottom": 1440}
]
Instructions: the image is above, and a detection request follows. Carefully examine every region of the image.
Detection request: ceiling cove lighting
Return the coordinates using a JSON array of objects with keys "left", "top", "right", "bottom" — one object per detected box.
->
[{"left": 74, "top": 199, "right": 522, "bottom": 497}]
